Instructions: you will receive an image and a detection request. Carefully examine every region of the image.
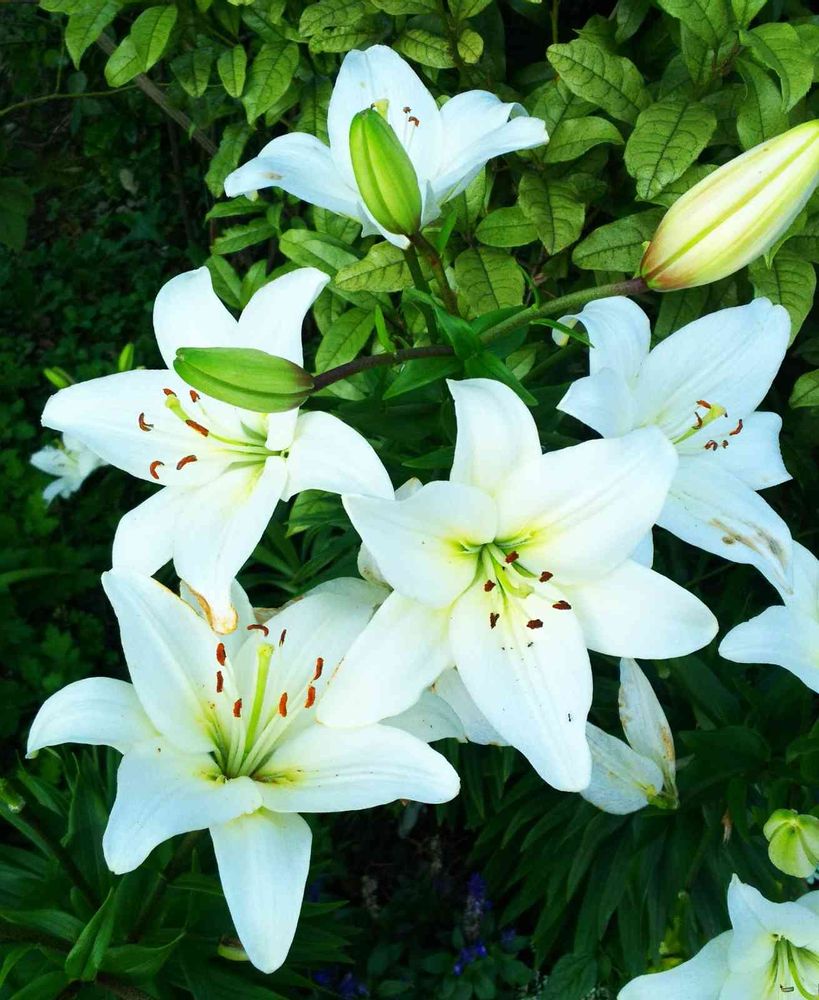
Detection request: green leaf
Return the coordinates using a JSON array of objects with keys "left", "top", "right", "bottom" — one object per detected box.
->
[
  {"left": 279, "top": 228, "right": 359, "bottom": 276},
  {"left": 0, "top": 908, "right": 83, "bottom": 943},
  {"left": 476, "top": 206, "right": 537, "bottom": 248},
  {"left": 614, "top": 0, "right": 651, "bottom": 43},
  {"left": 743, "top": 23, "right": 814, "bottom": 112},
  {"left": 518, "top": 174, "right": 585, "bottom": 255},
  {"left": 395, "top": 28, "right": 455, "bottom": 69},
  {"left": 334, "top": 241, "right": 413, "bottom": 293},
  {"left": 646, "top": 162, "right": 717, "bottom": 208},
  {"left": 464, "top": 351, "right": 537, "bottom": 406},
  {"left": 731, "top": 0, "right": 766, "bottom": 28},
  {"left": 736, "top": 60, "right": 789, "bottom": 150},
  {"left": 315, "top": 308, "right": 374, "bottom": 371},
  {"left": 105, "top": 4, "right": 178, "bottom": 85},
  {"left": 790, "top": 371, "right": 819, "bottom": 409},
  {"left": 457, "top": 28, "right": 483, "bottom": 64},
  {"left": 171, "top": 46, "right": 213, "bottom": 98},
  {"left": 243, "top": 41, "right": 299, "bottom": 124},
  {"left": 655, "top": 0, "right": 731, "bottom": 49},
  {"left": 0, "top": 178, "right": 34, "bottom": 252},
  {"left": 101, "top": 933, "right": 183, "bottom": 978},
  {"left": 65, "top": 0, "right": 120, "bottom": 68},
  {"left": 542, "top": 116, "right": 623, "bottom": 164},
  {"left": 384, "top": 356, "right": 460, "bottom": 398},
  {"left": 547, "top": 39, "right": 650, "bottom": 125},
  {"left": 541, "top": 953, "right": 598, "bottom": 1000},
  {"left": 299, "top": 0, "right": 368, "bottom": 36},
  {"left": 624, "top": 99, "right": 716, "bottom": 201},
  {"left": 308, "top": 17, "right": 385, "bottom": 54},
  {"left": 211, "top": 217, "right": 276, "bottom": 255},
  {"left": 370, "top": 0, "right": 436, "bottom": 11},
  {"left": 217, "top": 45, "right": 247, "bottom": 98},
  {"left": 205, "top": 257, "right": 241, "bottom": 308},
  {"left": 297, "top": 77, "right": 332, "bottom": 142},
  {"left": 748, "top": 250, "right": 817, "bottom": 342},
  {"left": 104, "top": 37, "right": 141, "bottom": 87},
  {"left": 64, "top": 889, "right": 118, "bottom": 982},
  {"left": 454, "top": 247, "right": 525, "bottom": 317},
  {"left": 450, "top": 0, "right": 492, "bottom": 16},
  {"left": 205, "top": 196, "right": 265, "bottom": 221},
  {"left": 9, "top": 971, "right": 70, "bottom": 1000},
  {"left": 205, "top": 123, "right": 253, "bottom": 197},
  {"left": 572, "top": 209, "right": 662, "bottom": 272}
]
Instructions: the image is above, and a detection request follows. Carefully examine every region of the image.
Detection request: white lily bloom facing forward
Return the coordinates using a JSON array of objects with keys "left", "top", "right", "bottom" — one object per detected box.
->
[
  {"left": 41, "top": 267, "right": 392, "bottom": 633},
  {"left": 318, "top": 378, "right": 717, "bottom": 792},
  {"left": 619, "top": 876, "right": 819, "bottom": 1000},
  {"left": 224, "top": 45, "right": 547, "bottom": 248},
  {"left": 557, "top": 297, "right": 793, "bottom": 591},
  {"left": 27, "top": 571, "right": 459, "bottom": 975},
  {"left": 720, "top": 541, "right": 819, "bottom": 694},
  {"left": 30, "top": 432, "right": 107, "bottom": 504}
]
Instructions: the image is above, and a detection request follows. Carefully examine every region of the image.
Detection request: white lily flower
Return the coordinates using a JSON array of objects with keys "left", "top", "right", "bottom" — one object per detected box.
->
[
  {"left": 720, "top": 541, "right": 819, "bottom": 693},
  {"left": 224, "top": 45, "right": 547, "bottom": 248},
  {"left": 27, "top": 571, "right": 459, "bottom": 975},
  {"left": 30, "top": 433, "right": 107, "bottom": 504},
  {"left": 41, "top": 267, "right": 392, "bottom": 633},
  {"left": 619, "top": 875, "right": 819, "bottom": 1000},
  {"left": 582, "top": 658, "right": 677, "bottom": 815},
  {"left": 557, "top": 296, "right": 794, "bottom": 591},
  {"left": 318, "top": 378, "right": 717, "bottom": 792}
]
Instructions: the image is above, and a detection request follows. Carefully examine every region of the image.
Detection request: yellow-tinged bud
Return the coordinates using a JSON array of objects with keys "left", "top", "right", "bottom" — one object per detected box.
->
[
  {"left": 763, "top": 808, "right": 819, "bottom": 879},
  {"left": 641, "top": 120, "right": 819, "bottom": 291},
  {"left": 349, "top": 106, "right": 422, "bottom": 238}
]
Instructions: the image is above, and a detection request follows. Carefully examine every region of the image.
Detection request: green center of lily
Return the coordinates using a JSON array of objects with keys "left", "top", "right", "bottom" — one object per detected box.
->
[
  {"left": 770, "top": 936, "right": 819, "bottom": 998},
  {"left": 670, "top": 398, "right": 744, "bottom": 451}
]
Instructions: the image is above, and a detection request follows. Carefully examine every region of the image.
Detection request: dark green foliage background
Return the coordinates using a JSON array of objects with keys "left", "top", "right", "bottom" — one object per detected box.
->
[{"left": 1, "top": 0, "right": 818, "bottom": 996}]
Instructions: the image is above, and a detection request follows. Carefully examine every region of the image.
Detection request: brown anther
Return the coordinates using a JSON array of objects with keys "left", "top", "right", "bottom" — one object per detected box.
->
[
  {"left": 696, "top": 399, "right": 711, "bottom": 409},
  {"left": 552, "top": 600, "right": 572, "bottom": 611},
  {"left": 163, "top": 387, "right": 176, "bottom": 397},
  {"left": 304, "top": 685, "right": 316, "bottom": 709},
  {"left": 247, "top": 623, "right": 269, "bottom": 636},
  {"left": 138, "top": 412, "right": 154, "bottom": 432},
  {"left": 721, "top": 440, "right": 729, "bottom": 448},
  {"left": 279, "top": 628, "right": 287, "bottom": 646},
  {"left": 186, "top": 419, "right": 209, "bottom": 437},
  {"left": 313, "top": 656, "right": 324, "bottom": 680},
  {"left": 527, "top": 619, "right": 543, "bottom": 630},
  {"left": 693, "top": 412, "right": 703, "bottom": 429},
  {"left": 278, "top": 692, "right": 288, "bottom": 717},
  {"left": 216, "top": 642, "right": 226, "bottom": 666},
  {"left": 505, "top": 550, "right": 520, "bottom": 564},
  {"left": 402, "top": 105, "right": 411, "bottom": 113},
  {"left": 149, "top": 460, "right": 164, "bottom": 480},
  {"left": 539, "top": 571, "right": 553, "bottom": 583},
  {"left": 729, "top": 418, "right": 743, "bottom": 436},
  {"left": 189, "top": 390, "right": 200, "bottom": 403},
  {"left": 484, "top": 580, "right": 496, "bottom": 592},
  {"left": 232, "top": 698, "right": 242, "bottom": 718},
  {"left": 216, "top": 670, "right": 224, "bottom": 693},
  {"left": 704, "top": 439, "right": 718, "bottom": 451},
  {"left": 176, "top": 454, "right": 198, "bottom": 470},
  {"left": 408, "top": 115, "right": 420, "bottom": 126},
  {"left": 489, "top": 612, "right": 500, "bottom": 629}
]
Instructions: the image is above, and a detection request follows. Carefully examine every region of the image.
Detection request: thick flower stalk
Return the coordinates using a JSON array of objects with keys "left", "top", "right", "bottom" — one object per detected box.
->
[
  {"left": 556, "top": 296, "right": 794, "bottom": 590},
  {"left": 640, "top": 119, "right": 819, "bottom": 290},
  {"left": 224, "top": 45, "right": 547, "bottom": 248},
  {"left": 720, "top": 541, "right": 819, "bottom": 693},
  {"left": 30, "top": 432, "right": 107, "bottom": 504},
  {"left": 27, "top": 571, "right": 459, "bottom": 974},
  {"left": 40, "top": 267, "right": 392, "bottom": 633},
  {"left": 318, "top": 378, "right": 717, "bottom": 792},
  {"left": 619, "top": 876, "right": 819, "bottom": 999}
]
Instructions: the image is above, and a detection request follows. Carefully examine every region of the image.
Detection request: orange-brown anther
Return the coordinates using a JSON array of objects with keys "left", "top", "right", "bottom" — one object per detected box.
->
[
  {"left": 729, "top": 418, "right": 743, "bottom": 436},
  {"left": 313, "top": 656, "right": 324, "bottom": 680},
  {"left": 149, "top": 460, "right": 164, "bottom": 480},
  {"left": 247, "top": 623, "right": 270, "bottom": 636},
  {"left": 279, "top": 629, "right": 287, "bottom": 646},
  {"left": 697, "top": 399, "right": 711, "bottom": 409},
  {"left": 527, "top": 619, "right": 543, "bottom": 629},
  {"left": 552, "top": 600, "right": 572, "bottom": 611},
  {"left": 402, "top": 105, "right": 411, "bottom": 113},
  {"left": 176, "top": 454, "right": 198, "bottom": 470},
  {"left": 233, "top": 698, "right": 242, "bottom": 718},
  {"left": 704, "top": 440, "right": 718, "bottom": 451},
  {"left": 505, "top": 551, "right": 520, "bottom": 564},
  {"left": 693, "top": 412, "right": 703, "bottom": 429},
  {"left": 216, "top": 642, "right": 226, "bottom": 666},
  {"left": 484, "top": 580, "right": 496, "bottom": 592},
  {"left": 216, "top": 670, "right": 224, "bottom": 693},
  {"left": 304, "top": 686, "right": 316, "bottom": 709},
  {"left": 163, "top": 388, "right": 176, "bottom": 397},
  {"left": 138, "top": 412, "right": 154, "bottom": 431},
  {"left": 186, "top": 419, "right": 209, "bottom": 437},
  {"left": 278, "top": 692, "right": 288, "bottom": 717},
  {"left": 408, "top": 116, "right": 420, "bottom": 126},
  {"left": 189, "top": 390, "right": 200, "bottom": 402},
  {"left": 489, "top": 612, "right": 500, "bottom": 629},
  {"left": 539, "top": 571, "right": 553, "bottom": 583}
]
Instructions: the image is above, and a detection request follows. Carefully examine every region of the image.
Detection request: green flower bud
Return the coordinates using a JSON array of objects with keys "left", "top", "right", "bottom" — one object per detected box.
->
[
  {"left": 174, "top": 347, "right": 314, "bottom": 414},
  {"left": 349, "top": 106, "right": 422, "bottom": 238},
  {"left": 764, "top": 808, "right": 819, "bottom": 879},
  {"left": 43, "top": 366, "right": 74, "bottom": 389}
]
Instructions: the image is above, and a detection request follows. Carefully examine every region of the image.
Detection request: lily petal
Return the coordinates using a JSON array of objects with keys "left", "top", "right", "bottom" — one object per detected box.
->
[
  {"left": 103, "top": 741, "right": 261, "bottom": 873},
  {"left": 433, "top": 668, "right": 507, "bottom": 746},
  {"left": 563, "top": 560, "right": 717, "bottom": 658},
  {"left": 385, "top": 689, "right": 465, "bottom": 743},
  {"left": 153, "top": 268, "right": 237, "bottom": 370},
  {"left": 237, "top": 267, "right": 329, "bottom": 365},
  {"left": 711, "top": 411, "right": 790, "bottom": 490},
  {"left": 450, "top": 580, "right": 593, "bottom": 791},
  {"left": 719, "top": 606, "right": 819, "bottom": 693},
  {"left": 783, "top": 541, "right": 819, "bottom": 612},
  {"left": 112, "top": 486, "right": 190, "bottom": 577},
  {"left": 27, "top": 678, "right": 157, "bottom": 756},
  {"left": 557, "top": 368, "right": 638, "bottom": 438},
  {"left": 618, "top": 658, "right": 675, "bottom": 779},
  {"left": 210, "top": 810, "right": 311, "bottom": 975},
  {"left": 618, "top": 931, "right": 731, "bottom": 1000},
  {"left": 343, "top": 482, "right": 496, "bottom": 608},
  {"left": 582, "top": 724, "right": 663, "bottom": 815},
  {"left": 255, "top": 723, "right": 459, "bottom": 812},
  {"left": 448, "top": 378, "right": 541, "bottom": 500},
  {"left": 727, "top": 875, "right": 819, "bottom": 966},
  {"left": 559, "top": 296, "right": 651, "bottom": 381}
]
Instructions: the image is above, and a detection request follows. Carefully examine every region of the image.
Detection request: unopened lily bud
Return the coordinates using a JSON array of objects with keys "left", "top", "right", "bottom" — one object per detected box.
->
[
  {"left": 174, "top": 347, "right": 314, "bottom": 414},
  {"left": 43, "top": 366, "right": 73, "bottom": 389},
  {"left": 349, "top": 106, "right": 422, "bottom": 238},
  {"left": 641, "top": 120, "right": 819, "bottom": 291},
  {"left": 764, "top": 808, "right": 819, "bottom": 879}
]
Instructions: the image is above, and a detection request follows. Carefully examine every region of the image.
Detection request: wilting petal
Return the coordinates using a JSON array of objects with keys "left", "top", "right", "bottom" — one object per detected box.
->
[
  {"left": 385, "top": 689, "right": 466, "bottom": 743},
  {"left": 224, "top": 132, "right": 361, "bottom": 219},
  {"left": 210, "top": 810, "right": 311, "bottom": 975},
  {"left": 255, "top": 724, "right": 459, "bottom": 812},
  {"left": 582, "top": 724, "right": 663, "bottom": 815},
  {"left": 153, "top": 268, "right": 237, "bottom": 370},
  {"left": 112, "top": 486, "right": 190, "bottom": 577},
  {"left": 343, "top": 482, "right": 495, "bottom": 608},
  {"left": 433, "top": 668, "right": 506, "bottom": 746},
  {"left": 237, "top": 267, "right": 329, "bottom": 365},
  {"left": 563, "top": 560, "right": 717, "bottom": 658},
  {"left": 719, "top": 606, "right": 819, "bottom": 693},
  {"left": 559, "top": 296, "right": 651, "bottom": 381},
  {"left": 27, "top": 678, "right": 157, "bottom": 756},
  {"left": 660, "top": 459, "right": 793, "bottom": 592},
  {"left": 711, "top": 411, "right": 790, "bottom": 490},
  {"left": 557, "top": 368, "right": 638, "bottom": 438},
  {"left": 317, "top": 592, "right": 452, "bottom": 727},
  {"left": 619, "top": 932, "right": 731, "bottom": 1000},
  {"left": 181, "top": 579, "right": 256, "bottom": 663},
  {"left": 618, "top": 658, "right": 675, "bottom": 780},
  {"left": 496, "top": 429, "right": 677, "bottom": 585},
  {"left": 103, "top": 742, "right": 261, "bottom": 873},
  {"left": 450, "top": 580, "right": 593, "bottom": 791},
  {"left": 284, "top": 412, "right": 393, "bottom": 501},
  {"left": 448, "top": 378, "right": 541, "bottom": 499}
]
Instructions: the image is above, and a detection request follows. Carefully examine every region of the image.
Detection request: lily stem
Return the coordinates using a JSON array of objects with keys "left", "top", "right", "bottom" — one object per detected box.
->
[
  {"left": 127, "top": 830, "right": 203, "bottom": 942},
  {"left": 313, "top": 345, "right": 454, "bottom": 390},
  {"left": 410, "top": 233, "right": 461, "bottom": 316}
]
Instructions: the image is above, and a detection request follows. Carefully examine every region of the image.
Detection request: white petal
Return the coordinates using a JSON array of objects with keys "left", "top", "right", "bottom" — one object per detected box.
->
[
  {"left": 173, "top": 458, "right": 288, "bottom": 634},
  {"left": 633, "top": 298, "right": 789, "bottom": 442},
  {"left": 727, "top": 875, "right": 819, "bottom": 966},
  {"left": 328, "top": 45, "right": 442, "bottom": 187},
  {"left": 631, "top": 530, "right": 654, "bottom": 568},
  {"left": 112, "top": 487, "right": 190, "bottom": 576},
  {"left": 343, "top": 482, "right": 495, "bottom": 608},
  {"left": 618, "top": 932, "right": 731, "bottom": 1000},
  {"left": 358, "top": 478, "right": 422, "bottom": 585},
  {"left": 181, "top": 578, "right": 256, "bottom": 663},
  {"left": 563, "top": 560, "right": 717, "bottom": 659},
  {"left": 783, "top": 541, "right": 819, "bottom": 612},
  {"left": 557, "top": 368, "right": 638, "bottom": 438},
  {"left": 712, "top": 411, "right": 790, "bottom": 490},
  {"left": 210, "top": 810, "right": 311, "bottom": 975},
  {"left": 450, "top": 580, "right": 593, "bottom": 791},
  {"left": 224, "top": 132, "right": 361, "bottom": 219},
  {"left": 237, "top": 268, "right": 329, "bottom": 365},
  {"left": 255, "top": 723, "right": 459, "bottom": 812},
  {"left": 581, "top": 724, "right": 662, "bottom": 815},
  {"left": 660, "top": 459, "right": 793, "bottom": 592},
  {"left": 103, "top": 742, "right": 261, "bottom": 873},
  {"left": 284, "top": 412, "right": 393, "bottom": 501},
  {"left": 153, "top": 268, "right": 237, "bottom": 370},
  {"left": 432, "top": 668, "right": 507, "bottom": 746},
  {"left": 30, "top": 445, "right": 69, "bottom": 477},
  {"left": 27, "top": 678, "right": 157, "bottom": 756},
  {"left": 560, "top": 296, "right": 651, "bottom": 381},
  {"left": 385, "top": 689, "right": 466, "bottom": 743},
  {"left": 448, "top": 378, "right": 541, "bottom": 499},
  {"left": 317, "top": 592, "right": 452, "bottom": 727},
  {"left": 618, "top": 658, "right": 675, "bottom": 780},
  {"left": 496, "top": 429, "right": 678, "bottom": 585},
  {"left": 719, "top": 606, "right": 819, "bottom": 693}
]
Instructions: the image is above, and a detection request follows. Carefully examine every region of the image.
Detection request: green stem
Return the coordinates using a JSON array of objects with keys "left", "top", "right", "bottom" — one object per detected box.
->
[
  {"left": 411, "top": 233, "right": 461, "bottom": 317},
  {"left": 550, "top": 0, "right": 560, "bottom": 44},
  {"left": 404, "top": 244, "right": 431, "bottom": 296},
  {"left": 127, "top": 831, "right": 202, "bottom": 942},
  {"left": 313, "top": 345, "right": 453, "bottom": 390},
  {"left": 0, "top": 87, "right": 139, "bottom": 119}
]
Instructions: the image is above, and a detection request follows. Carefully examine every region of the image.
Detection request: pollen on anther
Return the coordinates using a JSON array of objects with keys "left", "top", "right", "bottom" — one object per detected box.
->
[
  {"left": 149, "top": 460, "right": 164, "bottom": 480},
  {"left": 539, "top": 571, "right": 553, "bottom": 583},
  {"left": 704, "top": 439, "right": 718, "bottom": 451},
  {"left": 484, "top": 580, "right": 496, "bottom": 592},
  {"left": 729, "top": 418, "right": 743, "bottom": 436},
  {"left": 138, "top": 412, "right": 154, "bottom": 432},
  {"left": 408, "top": 115, "right": 420, "bottom": 126},
  {"left": 279, "top": 628, "right": 287, "bottom": 646},
  {"left": 163, "top": 387, "right": 176, "bottom": 397},
  {"left": 505, "top": 550, "right": 520, "bottom": 564},
  {"left": 489, "top": 612, "right": 500, "bottom": 629},
  {"left": 176, "top": 454, "right": 198, "bottom": 470},
  {"left": 693, "top": 412, "right": 703, "bottom": 429},
  {"left": 189, "top": 390, "right": 200, "bottom": 403},
  {"left": 527, "top": 619, "right": 543, "bottom": 630},
  {"left": 216, "top": 670, "right": 224, "bottom": 693},
  {"left": 402, "top": 105, "right": 411, "bottom": 113},
  {"left": 233, "top": 698, "right": 242, "bottom": 718},
  {"left": 186, "top": 419, "right": 209, "bottom": 437},
  {"left": 697, "top": 399, "right": 711, "bottom": 409},
  {"left": 552, "top": 600, "right": 572, "bottom": 611},
  {"left": 247, "top": 623, "right": 269, "bottom": 636},
  {"left": 278, "top": 692, "right": 288, "bottom": 717},
  {"left": 305, "top": 686, "right": 316, "bottom": 709},
  {"left": 313, "top": 656, "right": 324, "bottom": 680},
  {"left": 721, "top": 440, "right": 729, "bottom": 448},
  {"left": 216, "top": 642, "right": 226, "bottom": 666}
]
